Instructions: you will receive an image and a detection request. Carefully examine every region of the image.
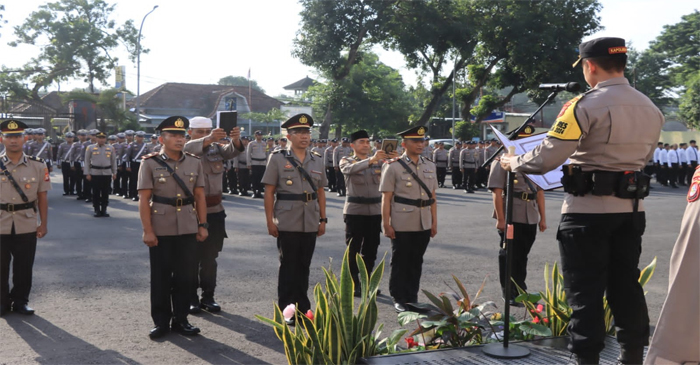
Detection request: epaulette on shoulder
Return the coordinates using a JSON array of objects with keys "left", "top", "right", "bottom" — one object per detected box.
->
[
  {"left": 185, "top": 152, "right": 200, "bottom": 159},
  {"left": 273, "top": 149, "right": 283, "bottom": 154},
  {"left": 312, "top": 151, "right": 322, "bottom": 157},
  {"left": 142, "top": 152, "right": 159, "bottom": 160},
  {"left": 27, "top": 155, "right": 44, "bottom": 163},
  {"left": 386, "top": 157, "right": 401, "bottom": 164}
]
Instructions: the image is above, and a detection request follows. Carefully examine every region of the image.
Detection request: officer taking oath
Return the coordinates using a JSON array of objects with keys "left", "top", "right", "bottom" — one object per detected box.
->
[
  {"left": 85, "top": 131, "right": 117, "bottom": 217},
  {"left": 340, "top": 130, "right": 396, "bottom": 297},
  {"left": 262, "top": 113, "right": 327, "bottom": 326},
  {"left": 380, "top": 125, "right": 438, "bottom": 313},
  {"left": 137, "top": 116, "right": 208, "bottom": 339},
  {"left": 0, "top": 119, "right": 50, "bottom": 316},
  {"left": 500, "top": 37, "right": 664, "bottom": 365},
  {"left": 184, "top": 116, "right": 243, "bottom": 314}
]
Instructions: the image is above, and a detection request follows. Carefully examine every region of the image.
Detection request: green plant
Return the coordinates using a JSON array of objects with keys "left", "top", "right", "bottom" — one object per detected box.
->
[
  {"left": 255, "top": 248, "right": 385, "bottom": 365},
  {"left": 516, "top": 257, "right": 657, "bottom": 337}
]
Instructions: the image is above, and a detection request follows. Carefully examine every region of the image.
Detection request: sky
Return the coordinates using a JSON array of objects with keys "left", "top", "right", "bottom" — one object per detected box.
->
[{"left": 1, "top": 0, "right": 698, "bottom": 98}]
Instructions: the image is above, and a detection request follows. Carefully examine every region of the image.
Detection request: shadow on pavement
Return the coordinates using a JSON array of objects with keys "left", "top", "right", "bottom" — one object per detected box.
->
[
  {"left": 4, "top": 315, "right": 140, "bottom": 364},
  {"left": 167, "top": 332, "right": 273, "bottom": 365},
  {"left": 195, "top": 311, "right": 285, "bottom": 356}
]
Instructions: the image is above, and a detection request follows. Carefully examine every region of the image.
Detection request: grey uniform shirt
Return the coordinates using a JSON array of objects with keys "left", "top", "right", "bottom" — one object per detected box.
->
[
  {"left": 448, "top": 147, "right": 461, "bottom": 167},
  {"left": 84, "top": 143, "right": 117, "bottom": 175},
  {"left": 0, "top": 154, "right": 51, "bottom": 234},
  {"left": 137, "top": 151, "right": 205, "bottom": 237},
  {"left": 56, "top": 142, "right": 75, "bottom": 163},
  {"left": 184, "top": 138, "right": 242, "bottom": 214},
  {"left": 28, "top": 140, "right": 53, "bottom": 162},
  {"left": 333, "top": 146, "right": 353, "bottom": 168},
  {"left": 261, "top": 149, "right": 327, "bottom": 232},
  {"left": 460, "top": 148, "right": 478, "bottom": 169},
  {"left": 487, "top": 160, "right": 540, "bottom": 224},
  {"left": 379, "top": 154, "right": 437, "bottom": 232},
  {"left": 511, "top": 77, "right": 665, "bottom": 214},
  {"left": 340, "top": 155, "right": 382, "bottom": 215},
  {"left": 246, "top": 140, "right": 267, "bottom": 166},
  {"left": 432, "top": 149, "right": 448, "bottom": 168},
  {"left": 324, "top": 146, "right": 335, "bottom": 167}
]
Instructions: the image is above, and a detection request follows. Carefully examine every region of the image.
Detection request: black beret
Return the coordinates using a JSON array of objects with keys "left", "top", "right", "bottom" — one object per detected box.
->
[
  {"left": 573, "top": 37, "right": 627, "bottom": 67},
  {"left": 350, "top": 130, "right": 369, "bottom": 142}
]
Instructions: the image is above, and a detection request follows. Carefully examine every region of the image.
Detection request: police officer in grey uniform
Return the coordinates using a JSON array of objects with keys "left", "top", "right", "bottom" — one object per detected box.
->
[
  {"left": 27, "top": 128, "right": 53, "bottom": 172},
  {"left": 460, "top": 142, "right": 478, "bottom": 193},
  {"left": 56, "top": 132, "right": 77, "bottom": 195},
  {"left": 84, "top": 131, "right": 117, "bottom": 217},
  {"left": 137, "top": 116, "right": 208, "bottom": 339},
  {"left": 234, "top": 137, "right": 251, "bottom": 196},
  {"left": 119, "top": 131, "right": 134, "bottom": 197},
  {"left": 111, "top": 133, "right": 126, "bottom": 196},
  {"left": 70, "top": 130, "right": 88, "bottom": 199},
  {"left": 0, "top": 119, "right": 51, "bottom": 316},
  {"left": 184, "top": 116, "right": 243, "bottom": 313},
  {"left": 262, "top": 113, "right": 327, "bottom": 326},
  {"left": 340, "top": 130, "right": 395, "bottom": 296},
  {"left": 448, "top": 141, "right": 462, "bottom": 189},
  {"left": 333, "top": 137, "right": 352, "bottom": 196},
  {"left": 500, "top": 37, "right": 665, "bottom": 365},
  {"left": 380, "top": 125, "right": 438, "bottom": 313},
  {"left": 324, "top": 139, "right": 337, "bottom": 192},
  {"left": 126, "top": 131, "right": 148, "bottom": 201},
  {"left": 432, "top": 142, "right": 448, "bottom": 187},
  {"left": 246, "top": 130, "right": 267, "bottom": 198}
]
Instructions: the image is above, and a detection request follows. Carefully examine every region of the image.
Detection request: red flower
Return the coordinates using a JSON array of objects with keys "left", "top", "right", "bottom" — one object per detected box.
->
[
  {"left": 543, "top": 318, "right": 549, "bottom": 324},
  {"left": 533, "top": 316, "right": 540, "bottom": 324},
  {"left": 536, "top": 304, "right": 544, "bottom": 313},
  {"left": 405, "top": 337, "right": 417, "bottom": 348},
  {"left": 305, "top": 310, "right": 314, "bottom": 320}
]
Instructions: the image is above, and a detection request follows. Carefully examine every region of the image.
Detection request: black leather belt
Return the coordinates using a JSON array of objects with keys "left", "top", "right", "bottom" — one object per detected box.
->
[
  {"left": 151, "top": 195, "right": 195, "bottom": 207},
  {"left": 90, "top": 165, "right": 111, "bottom": 169},
  {"left": 0, "top": 201, "right": 36, "bottom": 212},
  {"left": 251, "top": 157, "right": 267, "bottom": 161},
  {"left": 393, "top": 195, "right": 434, "bottom": 207},
  {"left": 277, "top": 192, "right": 317, "bottom": 202},
  {"left": 347, "top": 196, "right": 381, "bottom": 204},
  {"left": 514, "top": 192, "right": 536, "bottom": 201}
]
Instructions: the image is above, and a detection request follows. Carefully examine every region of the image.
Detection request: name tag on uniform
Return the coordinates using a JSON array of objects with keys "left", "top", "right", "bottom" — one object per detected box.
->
[
  {"left": 93, "top": 152, "right": 100, "bottom": 155},
  {"left": 311, "top": 170, "right": 322, "bottom": 174},
  {"left": 154, "top": 167, "right": 167, "bottom": 171}
]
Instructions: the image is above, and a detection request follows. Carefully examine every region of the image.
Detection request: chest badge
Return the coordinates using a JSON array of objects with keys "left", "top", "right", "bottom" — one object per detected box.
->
[
  {"left": 25, "top": 183, "right": 31, "bottom": 189},
  {"left": 158, "top": 177, "right": 166, "bottom": 184},
  {"left": 688, "top": 181, "right": 699, "bottom": 203},
  {"left": 284, "top": 163, "right": 293, "bottom": 169},
  {"left": 406, "top": 182, "right": 413, "bottom": 187},
  {"left": 286, "top": 179, "right": 293, "bottom": 186}
]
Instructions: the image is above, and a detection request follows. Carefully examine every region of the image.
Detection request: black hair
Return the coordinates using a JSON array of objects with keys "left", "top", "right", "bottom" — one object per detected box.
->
[{"left": 586, "top": 55, "right": 627, "bottom": 73}]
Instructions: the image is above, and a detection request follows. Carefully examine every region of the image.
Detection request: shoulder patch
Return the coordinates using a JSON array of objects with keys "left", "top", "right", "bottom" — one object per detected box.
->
[
  {"left": 184, "top": 152, "right": 200, "bottom": 159},
  {"left": 547, "top": 94, "right": 584, "bottom": 141},
  {"left": 273, "top": 149, "right": 283, "bottom": 154},
  {"left": 312, "top": 151, "right": 322, "bottom": 157},
  {"left": 141, "top": 152, "right": 159, "bottom": 160},
  {"left": 27, "top": 155, "right": 45, "bottom": 163},
  {"left": 386, "top": 157, "right": 401, "bottom": 164}
]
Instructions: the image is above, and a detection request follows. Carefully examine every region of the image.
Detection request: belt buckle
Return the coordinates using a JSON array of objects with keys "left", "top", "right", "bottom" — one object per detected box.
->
[
  {"left": 304, "top": 192, "right": 313, "bottom": 202},
  {"left": 521, "top": 192, "right": 530, "bottom": 201},
  {"left": 7, "top": 204, "right": 14, "bottom": 212},
  {"left": 175, "top": 198, "right": 183, "bottom": 208}
]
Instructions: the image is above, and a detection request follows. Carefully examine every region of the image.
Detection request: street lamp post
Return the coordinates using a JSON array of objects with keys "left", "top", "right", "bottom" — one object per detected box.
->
[{"left": 135, "top": 5, "right": 158, "bottom": 121}]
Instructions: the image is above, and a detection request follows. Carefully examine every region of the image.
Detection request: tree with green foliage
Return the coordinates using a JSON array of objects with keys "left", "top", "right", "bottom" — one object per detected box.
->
[
  {"left": 61, "top": 88, "right": 137, "bottom": 132},
  {"left": 625, "top": 47, "right": 674, "bottom": 107},
  {"left": 453, "top": 120, "right": 481, "bottom": 141},
  {"left": 679, "top": 72, "right": 700, "bottom": 129},
  {"left": 0, "top": 0, "right": 140, "bottom": 102},
  {"left": 306, "top": 53, "right": 413, "bottom": 138},
  {"left": 0, "top": 4, "right": 7, "bottom": 37},
  {"left": 218, "top": 75, "right": 265, "bottom": 93},
  {"left": 293, "top": 0, "right": 392, "bottom": 138},
  {"left": 651, "top": 11, "right": 700, "bottom": 86}
]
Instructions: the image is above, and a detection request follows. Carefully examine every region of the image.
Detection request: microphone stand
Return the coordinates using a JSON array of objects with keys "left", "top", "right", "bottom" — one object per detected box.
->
[{"left": 481, "top": 91, "right": 559, "bottom": 169}]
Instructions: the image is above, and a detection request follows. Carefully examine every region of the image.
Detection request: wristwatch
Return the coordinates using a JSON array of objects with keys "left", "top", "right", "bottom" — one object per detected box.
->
[
  {"left": 319, "top": 218, "right": 328, "bottom": 223},
  {"left": 198, "top": 222, "right": 209, "bottom": 229}
]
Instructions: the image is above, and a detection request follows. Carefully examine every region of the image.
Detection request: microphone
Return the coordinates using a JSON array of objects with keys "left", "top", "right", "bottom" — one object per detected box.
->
[{"left": 538, "top": 82, "right": 581, "bottom": 92}]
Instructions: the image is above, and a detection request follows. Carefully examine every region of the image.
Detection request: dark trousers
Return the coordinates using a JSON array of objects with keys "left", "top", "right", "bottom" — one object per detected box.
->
[
  {"left": 237, "top": 168, "right": 250, "bottom": 193},
  {"left": 1, "top": 231, "right": 37, "bottom": 308},
  {"left": 679, "top": 163, "right": 687, "bottom": 184},
  {"left": 451, "top": 165, "right": 462, "bottom": 187},
  {"left": 150, "top": 234, "right": 197, "bottom": 327},
  {"left": 462, "top": 168, "right": 476, "bottom": 191},
  {"left": 277, "top": 231, "right": 317, "bottom": 313},
  {"left": 344, "top": 214, "right": 381, "bottom": 288},
  {"left": 91, "top": 175, "right": 111, "bottom": 209},
  {"left": 326, "top": 166, "right": 336, "bottom": 191},
  {"left": 74, "top": 162, "right": 84, "bottom": 197},
  {"left": 688, "top": 161, "right": 698, "bottom": 185},
  {"left": 436, "top": 167, "right": 447, "bottom": 186},
  {"left": 498, "top": 223, "right": 537, "bottom": 299},
  {"left": 129, "top": 161, "right": 140, "bottom": 198},
  {"left": 251, "top": 165, "right": 265, "bottom": 194},
  {"left": 61, "top": 161, "right": 74, "bottom": 194},
  {"left": 227, "top": 168, "right": 238, "bottom": 193},
  {"left": 657, "top": 165, "right": 668, "bottom": 185},
  {"left": 557, "top": 213, "right": 649, "bottom": 356},
  {"left": 669, "top": 163, "right": 679, "bottom": 186},
  {"left": 477, "top": 167, "right": 487, "bottom": 187},
  {"left": 335, "top": 169, "right": 346, "bottom": 195},
  {"left": 192, "top": 211, "right": 227, "bottom": 302},
  {"left": 118, "top": 162, "right": 129, "bottom": 196},
  {"left": 389, "top": 230, "right": 430, "bottom": 304}
]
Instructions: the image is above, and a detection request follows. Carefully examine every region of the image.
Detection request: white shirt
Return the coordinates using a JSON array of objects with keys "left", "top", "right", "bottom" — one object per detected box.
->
[
  {"left": 667, "top": 149, "right": 679, "bottom": 166},
  {"left": 686, "top": 147, "right": 699, "bottom": 162},
  {"left": 653, "top": 147, "right": 661, "bottom": 163},
  {"left": 659, "top": 149, "right": 668, "bottom": 165},
  {"left": 679, "top": 148, "right": 687, "bottom": 163}
]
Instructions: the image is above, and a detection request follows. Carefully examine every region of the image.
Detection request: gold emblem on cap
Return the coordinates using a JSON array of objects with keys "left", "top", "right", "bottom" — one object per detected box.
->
[
  {"left": 174, "top": 118, "right": 184, "bottom": 128},
  {"left": 417, "top": 127, "right": 425, "bottom": 136},
  {"left": 523, "top": 125, "right": 534, "bottom": 134},
  {"left": 8, "top": 121, "right": 18, "bottom": 130},
  {"left": 299, "top": 115, "right": 308, "bottom": 124}
]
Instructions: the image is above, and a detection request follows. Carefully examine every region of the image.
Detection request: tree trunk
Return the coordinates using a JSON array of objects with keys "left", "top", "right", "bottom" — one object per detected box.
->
[
  {"left": 416, "top": 70, "right": 456, "bottom": 126},
  {"left": 319, "top": 103, "right": 332, "bottom": 139}
]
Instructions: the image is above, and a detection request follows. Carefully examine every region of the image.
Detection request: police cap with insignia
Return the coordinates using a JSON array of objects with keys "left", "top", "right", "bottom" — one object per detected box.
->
[
  {"left": 0, "top": 119, "right": 28, "bottom": 136},
  {"left": 281, "top": 113, "right": 314, "bottom": 130},
  {"left": 35, "top": 128, "right": 46, "bottom": 135},
  {"left": 241, "top": 136, "right": 250, "bottom": 141},
  {"left": 135, "top": 130, "right": 146, "bottom": 137},
  {"left": 254, "top": 130, "right": 263, "bottom": 135},
  {"left": 572, "top": 37, "right": 627, "bottom": 67},
  {"left": 341, "top": 137, "right": 350, "bottom": 143},
  {"left": 156, "top": 116, "right": 189, "bottom": 135},
  {"left": 65, "top": 132, "right": 76, "bottom": 138},
  {"left": 350, "top": 130, "right": 370, "bottom": 142},
  {"left": 518, "top": 125, "right": 536, "bottom": 137},
  {"left": 455, "top": 141, "right": 462, "bottom": 145},
  {"left": 124, "top": 130, "right": 135, "bottom": 136},
  {"left": 397, "top": 125, "right": 428, "bottom": 140},
  {"left": 108, "top": 135, "right": 116, "bottom": 140},
  {"left": 89, "top": 129, "right": 98, "bottom": 136},
  {"left": 150, "top": 134, "right": 157, "bottom": 139},
  {"left": 96, "top": 131, "right": 107, "bottom": 138},
  {"left": 77, "top": 129, "right": 88, "bottom": 136},
  {"left": 280, "top": 137, "right": 287, "bottom": 142},
  {"left": 117, "top": 132, "right": 126, "bottom": 138}
]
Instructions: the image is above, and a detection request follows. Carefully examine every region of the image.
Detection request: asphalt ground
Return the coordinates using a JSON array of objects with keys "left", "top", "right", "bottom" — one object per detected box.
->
[{"left": 0, "top": 171, "right": 687, "bottom": 364}]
